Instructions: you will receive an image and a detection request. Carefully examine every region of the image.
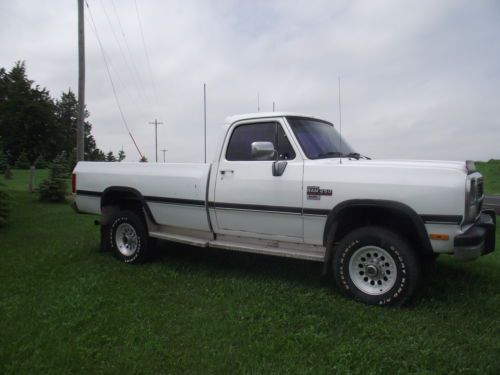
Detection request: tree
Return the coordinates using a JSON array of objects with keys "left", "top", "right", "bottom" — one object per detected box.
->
[
  {"left": 0, "top": 62, "right": 103, "bottom": 167},
  {"left": 0, "top": 181, "right": 9, "bottom": 227},
  {"left": 87, "top": 148, "right": 106, "bottom": 161},
  {"left": 0, "top": 61, "right": 57, "bottom": 164},
  {"left": 118, "top": 149, "right": 126, "bottom": 162},
  {"left": 106, "top": 151, "right": 116, "bottom": 162},
  {"left": 15, "top": 151, "right": 31, "bottom": 169},
  {"left": 38, "top": 152, "right": 70, "bottom": 203},
  {"left": 0, "top": 150, "right": 8, "bottom": 173},
  {"left": 139, "top": 156, "right": 148, "bottom": 162},
  {"left": 34, "top": 155, "right": 48, "bottom": 168}
]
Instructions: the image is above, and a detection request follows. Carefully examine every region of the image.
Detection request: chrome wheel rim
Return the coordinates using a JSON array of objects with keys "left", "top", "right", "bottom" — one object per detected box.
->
[
  {"left": 348, "top": 246, "right": 397, "bottom": 295},
  {"left": 115, "top": 223, "right": 138, "bottom": 257}
]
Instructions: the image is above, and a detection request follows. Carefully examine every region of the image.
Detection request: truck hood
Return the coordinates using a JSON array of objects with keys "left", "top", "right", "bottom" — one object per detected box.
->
[{"left": 315, "top": 158, "right": 468, "bottom": 174}]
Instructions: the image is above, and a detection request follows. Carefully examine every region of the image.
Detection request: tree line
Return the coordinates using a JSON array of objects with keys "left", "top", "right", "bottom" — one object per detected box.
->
[{"left": 0, "top": 61, "right": 125, "bottom": 168}]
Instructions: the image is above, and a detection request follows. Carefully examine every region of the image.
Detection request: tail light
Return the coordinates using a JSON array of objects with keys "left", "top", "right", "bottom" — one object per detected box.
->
[{"left": 72, "top": 173, "right": 76, "bottom": 194}]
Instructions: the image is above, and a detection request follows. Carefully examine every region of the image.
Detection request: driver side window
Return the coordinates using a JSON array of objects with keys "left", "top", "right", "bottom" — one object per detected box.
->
[{"left": 226, "top": 122, "right": 296, "bottom": 161}]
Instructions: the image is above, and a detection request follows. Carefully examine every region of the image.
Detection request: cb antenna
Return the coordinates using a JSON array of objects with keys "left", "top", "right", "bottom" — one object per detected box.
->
[{"left": 338, "top": 76, "right": 343, "bottom": 164}]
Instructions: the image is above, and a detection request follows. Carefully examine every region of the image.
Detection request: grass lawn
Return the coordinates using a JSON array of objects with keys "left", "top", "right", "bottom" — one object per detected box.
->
[
  {"left": 476, "top": 159, "right": 500, "bottom": 195},
  {"left": 1, "top": 169, "right": 499, "bottom": 374}
]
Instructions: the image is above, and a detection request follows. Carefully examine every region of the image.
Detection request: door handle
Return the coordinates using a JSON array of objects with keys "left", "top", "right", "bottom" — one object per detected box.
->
[{"left": 220, "top": 169, "right": 234, "bottom": 175}]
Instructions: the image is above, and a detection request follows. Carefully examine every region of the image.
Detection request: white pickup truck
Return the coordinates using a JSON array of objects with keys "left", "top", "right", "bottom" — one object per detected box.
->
[{"left": 72, "top": 112, "right": 496, "bottom": 306}]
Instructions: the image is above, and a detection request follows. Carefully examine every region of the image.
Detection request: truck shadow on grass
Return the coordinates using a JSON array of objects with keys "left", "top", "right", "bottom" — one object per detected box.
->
[{"left": 153, "top": 241, "right": 500, "bottom": 307}]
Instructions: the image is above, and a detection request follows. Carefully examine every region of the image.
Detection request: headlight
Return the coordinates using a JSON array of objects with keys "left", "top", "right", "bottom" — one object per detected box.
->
[{"left": 464, "top": 176, "right": 483, "bottom": 225}]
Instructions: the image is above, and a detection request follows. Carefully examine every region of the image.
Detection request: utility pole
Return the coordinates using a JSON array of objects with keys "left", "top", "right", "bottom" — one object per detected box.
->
[
  {"left": 77, "top": 0, "right": 85, "bottom": 161},
  {"left": 203, "top": 83, "right": 207, "bottom": 163},
  {"left": 273, "top": 101, "right": 275, "bottom": 112},
  {"left": 149, "top": 119, "right": 163, "bottom": 162},
  {"left": 257, "top": 92, "right": 260, "bottom": 112},
  {"left": 161, "top": 147, "right": 167, "bottom": 163}
]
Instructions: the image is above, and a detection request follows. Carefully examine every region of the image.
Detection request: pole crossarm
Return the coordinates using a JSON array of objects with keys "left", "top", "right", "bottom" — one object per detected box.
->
[{"left": 149, "top": 119, "right": 164, "bottom": 162}]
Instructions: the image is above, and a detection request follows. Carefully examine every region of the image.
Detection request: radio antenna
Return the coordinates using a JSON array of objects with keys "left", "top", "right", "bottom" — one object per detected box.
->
[{"left": 338, "top": 76, "right": 343, "bottom": 164}]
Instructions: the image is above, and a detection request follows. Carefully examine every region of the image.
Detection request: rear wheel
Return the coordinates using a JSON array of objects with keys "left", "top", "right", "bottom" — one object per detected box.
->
[
  {"left": 107, "top": 210, "right": 150, "bottom": 263},
  {"left": 333, "top": 226, "right": 422, "bottom": 306}
]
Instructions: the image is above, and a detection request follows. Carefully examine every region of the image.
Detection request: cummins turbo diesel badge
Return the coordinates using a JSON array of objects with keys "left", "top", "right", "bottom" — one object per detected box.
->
[{"left": 307, "top": 186, "right": 332, "bottom": 200}]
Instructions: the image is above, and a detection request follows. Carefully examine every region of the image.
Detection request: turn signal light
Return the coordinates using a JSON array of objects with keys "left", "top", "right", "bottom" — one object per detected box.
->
[{"left": 429, "top": 234, "right": 449, "bottom": 241}]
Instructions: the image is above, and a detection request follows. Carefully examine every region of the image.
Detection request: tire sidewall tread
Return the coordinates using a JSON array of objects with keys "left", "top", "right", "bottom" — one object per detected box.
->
[
  {"left": 108, "top": 210, "right": 149, "bottom": 263},
  {"left": 333, "top": 226, "right": 421, "bottom": 306}
]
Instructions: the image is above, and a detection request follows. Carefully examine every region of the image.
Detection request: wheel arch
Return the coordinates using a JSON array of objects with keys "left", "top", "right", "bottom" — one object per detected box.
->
[
  {"left": 100, "top": 186, "right": 157, "bottom": 226},
  {"left": 322, "top": 199, "right": 432, "bottom": 275}
]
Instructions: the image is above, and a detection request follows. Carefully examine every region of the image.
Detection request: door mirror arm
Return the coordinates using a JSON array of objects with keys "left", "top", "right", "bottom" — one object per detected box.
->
[{"left": 272, "top": 161, "right": 287, "bottom": 176}]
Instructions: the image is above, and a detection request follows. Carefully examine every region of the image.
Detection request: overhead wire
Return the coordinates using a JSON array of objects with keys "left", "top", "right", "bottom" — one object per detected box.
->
[
  {"left": 109, "top": 0, "right": 152, "bottom": 104},
  {"left": 133, "top": 0, "right": 159, "bottom": 104},
  {"left": 85, "top": 0, "right": 144, "bottom": 159},
  {"left": 98, "top": 0, "right": 149, "bottom": 109}
]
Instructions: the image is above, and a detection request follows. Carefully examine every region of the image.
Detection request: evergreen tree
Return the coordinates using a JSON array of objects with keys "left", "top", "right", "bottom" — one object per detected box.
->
[
  {"left": 38, "top": 151, "right": 70, "bottom": 203},
  {"left": 0, "top": 181, "right": 9, "bottom": 227},
  {"left": 106, "top": 151, "right": 116, "bottom": 162},
  {"left": 118, "top": 149, "right": 126, "bottom": 162},
  {"left": 0, "top": 150, "right": 8, "bottom": 173},
  {"left": 34, "top": 155, "right": 48, "bottom": 168},
  {"left": 140, "top": 156, "right": 148, "bottom": 162},
  {"left": 15, "top": 151, "right": 31, "bottom": 169}
]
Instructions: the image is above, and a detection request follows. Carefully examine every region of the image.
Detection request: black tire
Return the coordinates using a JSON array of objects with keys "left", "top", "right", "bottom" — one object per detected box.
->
[
  {"left": 332, "top": 226, "right": 422, "bottom": 306},
  {"left": 107, "top": 210, "right": 150, "bottom": 263}
]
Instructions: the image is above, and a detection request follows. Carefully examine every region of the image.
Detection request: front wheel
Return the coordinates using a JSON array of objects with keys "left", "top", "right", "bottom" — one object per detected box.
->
[
  {"left": 332, "top": 226, "right": 422, "bottom": 306},
  {"left": 107, "top": 210, "right": 150, "bottom": 263}
]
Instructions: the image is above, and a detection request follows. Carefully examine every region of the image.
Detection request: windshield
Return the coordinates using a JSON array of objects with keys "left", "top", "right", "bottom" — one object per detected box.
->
[{"left": 286, "top": 116, "right": 356, "bottom": 159}]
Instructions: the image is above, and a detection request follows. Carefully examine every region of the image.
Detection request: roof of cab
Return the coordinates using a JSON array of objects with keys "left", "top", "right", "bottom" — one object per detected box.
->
[{"left": 224, "top": 112, "right": 321, "bottom": 125}]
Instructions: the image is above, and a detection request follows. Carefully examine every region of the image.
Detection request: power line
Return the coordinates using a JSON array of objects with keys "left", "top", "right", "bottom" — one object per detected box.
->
[
  {"left": 98, "top": 0, "right": 148, "bottom": 108},
  {"left": 85, "top": 0, "right": 144, "bottom": 159},
  {"left": 109, "top": 0, "right": 151, "bottom": 104},
  {"left": 133, "top": 0, "right": 158, "bottom": 104}
]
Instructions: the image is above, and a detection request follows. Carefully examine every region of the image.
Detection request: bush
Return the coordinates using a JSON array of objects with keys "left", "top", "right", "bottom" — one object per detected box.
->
[
  {"left": 51, "top": 151, "right": 70, "bottom": 179},
  {"left": 15, "top": 152, "right": 31, "bottom": 169},
  {"left": 38, "top": 152, "right": 70, "bottom": 203},
  {"left": 0, "top": 151, "right": 8, "bottom": 173},
  {"left": 0, "top": 182, "right": 9, "bottom": 227},
  {"left": 38, "top": 178, "right": 67, "bottom": 203},
  {"left": 34, "top": 155, "right": 49, "bottom": 169}
]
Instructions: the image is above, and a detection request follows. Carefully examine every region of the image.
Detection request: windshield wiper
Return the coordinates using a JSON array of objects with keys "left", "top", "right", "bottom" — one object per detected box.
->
[{"left": 317, "top": 151, "right": 344, "bottom": 158}]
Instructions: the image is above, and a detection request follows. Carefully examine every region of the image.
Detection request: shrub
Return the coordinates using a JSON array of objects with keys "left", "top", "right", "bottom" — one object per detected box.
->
[
  {"left": 0, "top": 151, "right": 8, "bottom": 173},
  {"left": 51, "top": 151, "right": 71, "bottom": 179},
  {"left": 15, "top": 152, "right": 31, "bottom": 169},
  {"left": 0, "top": 182, "right": 9, "bottom": 227},
  {"left": 34, "top": 155, "right": 49, "bottom": 168},
  {"left": 38, "top": 152, "right": 70, "bottom": 203},
  {"left": 38, "top": 178, "right": 67, "bottom": 203}
]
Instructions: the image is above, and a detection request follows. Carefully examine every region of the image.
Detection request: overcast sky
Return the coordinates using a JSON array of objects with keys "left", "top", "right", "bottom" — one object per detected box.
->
[{"left": 1, "top": 0, "right": 499, "bottom": 162}]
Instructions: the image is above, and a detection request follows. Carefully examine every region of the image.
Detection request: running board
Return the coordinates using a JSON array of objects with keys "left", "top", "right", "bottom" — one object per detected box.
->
[
  {"left": 149, "top": 231, "right": 209, "bottom": 248},
  {"left": 209, "top": 239, "right": 325, "bottom": 262}
]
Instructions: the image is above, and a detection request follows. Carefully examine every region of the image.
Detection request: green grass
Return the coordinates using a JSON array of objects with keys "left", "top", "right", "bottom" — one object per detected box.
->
[
  {"left": 1, "top": 170, "right": 499, "bottom": 374},
  {"left": 476, "top": 159, "right": 500, "bottom": 195}
]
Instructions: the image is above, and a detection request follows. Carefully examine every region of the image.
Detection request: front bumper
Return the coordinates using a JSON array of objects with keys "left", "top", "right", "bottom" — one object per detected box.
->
[{"left": 453, "top": 210, "right": 496, "bottom": 260}]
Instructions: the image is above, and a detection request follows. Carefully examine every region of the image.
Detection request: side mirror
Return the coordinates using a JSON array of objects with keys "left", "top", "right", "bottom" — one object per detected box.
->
[{"left": 251, "top": 142, "right": 276, "bottom": 161}]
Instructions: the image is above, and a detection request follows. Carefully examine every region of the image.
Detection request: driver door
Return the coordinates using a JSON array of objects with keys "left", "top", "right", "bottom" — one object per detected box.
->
[{"left": 213, "top": 119, "right": 304, "bottom": 240}]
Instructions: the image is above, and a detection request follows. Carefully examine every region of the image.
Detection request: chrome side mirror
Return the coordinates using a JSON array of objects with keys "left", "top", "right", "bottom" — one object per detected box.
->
[{"left": 251, "top": 142, "right": 276, "bottom": 161}]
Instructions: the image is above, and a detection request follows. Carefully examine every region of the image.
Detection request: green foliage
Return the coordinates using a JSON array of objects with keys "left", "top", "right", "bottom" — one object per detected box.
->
[
  {"left": 34, "top": 155, "right": 48, "bottom": 168},
  {"left": 105, "top": 151, "right": 116, "bottom": 162},
  {"left": 38, "top": 178, "right": 67, "bottom": 203},
  {"left": 0, "top": 151, "right": 8, "bottom": 173},
  {"left": 4, "top": 165, "right": 12, "bottom": 180},
  {"left": 0, "top": 62, "right": 104, "bottom": 166},
  {"left": 118, "top": 149, "right": 126, "bottom": 162},
  {"left": 476, "top": 159, "right": 500, "bottom": 195},
  {"left": 14, "top": 151, "right": 31, "bottom": 169},
  {"left": 0, "top": 181, "right": 9, "bottom": 227},
  {"left": 50, "top": 151, "right": 71, "bottom": 179},
  {"left": 140, "top": 155, "right": 148, "bottom": 162},
  {"left": 38, "top": 152, "right": 70, "bottom": 203}
]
